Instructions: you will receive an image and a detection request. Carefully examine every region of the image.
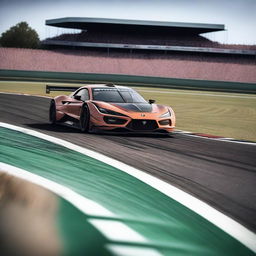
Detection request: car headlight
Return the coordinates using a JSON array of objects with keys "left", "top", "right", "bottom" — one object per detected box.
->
[
  {"left": 160, "top": 111, "right": 171, "bottom": 118},
  {"left": 97, "top": 106, "right": 127, "bottom": 116}
]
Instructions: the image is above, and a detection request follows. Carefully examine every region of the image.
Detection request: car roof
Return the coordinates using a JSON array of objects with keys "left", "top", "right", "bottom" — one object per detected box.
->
[{"left": 79, "top": 84, "right": 130, "bottom": 90}]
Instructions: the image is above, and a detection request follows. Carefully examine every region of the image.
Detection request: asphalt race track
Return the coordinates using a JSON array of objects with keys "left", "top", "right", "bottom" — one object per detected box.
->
[{"left": 1, "top": 93, "right": 255, "bottom": 233}]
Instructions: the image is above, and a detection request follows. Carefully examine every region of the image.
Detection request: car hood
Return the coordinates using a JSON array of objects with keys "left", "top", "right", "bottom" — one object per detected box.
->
[
  {"left": 112, "top": 103, "right": 154, "bottom": 112},
  {"left": 94, "top": 102, "right": 168, "bottom": 113}
]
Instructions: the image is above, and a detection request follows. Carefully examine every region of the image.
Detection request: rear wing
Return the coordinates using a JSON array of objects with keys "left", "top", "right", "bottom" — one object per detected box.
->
[{"left": 46, "top": 85, "right": 81, "bottom": 94}]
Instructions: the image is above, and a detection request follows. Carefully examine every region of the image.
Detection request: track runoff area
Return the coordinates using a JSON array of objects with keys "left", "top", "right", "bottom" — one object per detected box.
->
[{"left": 0, "top": 122, "right": 255, "bottom": 256}]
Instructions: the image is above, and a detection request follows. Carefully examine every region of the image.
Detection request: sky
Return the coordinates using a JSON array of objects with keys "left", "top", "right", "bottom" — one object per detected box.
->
[{"left": 0, "top": 0, "right": 255, "bottom": 45}]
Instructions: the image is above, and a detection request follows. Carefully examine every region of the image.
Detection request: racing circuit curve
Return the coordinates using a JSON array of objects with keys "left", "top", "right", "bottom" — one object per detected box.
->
[{"left": 0, "top": 93, "right": 255, "bottom": 235}]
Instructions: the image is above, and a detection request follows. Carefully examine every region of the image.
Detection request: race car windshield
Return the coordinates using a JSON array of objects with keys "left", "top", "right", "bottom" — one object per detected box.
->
[{"left": 92, "top": 88, "right": 147, "bottom": 103}]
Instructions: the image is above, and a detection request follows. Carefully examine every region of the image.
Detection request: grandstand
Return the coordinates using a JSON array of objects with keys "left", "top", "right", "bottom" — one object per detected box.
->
[
  {"left": 1, "top": 17, "right": 255, "bottom": 83},
  {"left": 43, "top": 17, "right": 256, "bottom": 56}
]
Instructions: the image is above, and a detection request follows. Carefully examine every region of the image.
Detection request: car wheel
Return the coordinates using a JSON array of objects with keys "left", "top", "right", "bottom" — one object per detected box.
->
[
  {"left": 80, "top": 104, "right": 90, "bottom": 132},
  {"left": 49, "top": 100, "right": 56, "bottom": 124}
]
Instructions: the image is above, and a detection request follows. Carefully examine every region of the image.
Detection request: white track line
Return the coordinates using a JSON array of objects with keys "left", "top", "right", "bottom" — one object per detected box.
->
[
  {"left": 188, "top": 134, "right": 256, "bottom": 146},
  {"left": 88, "top": 219, "right": 147, "bottom": 243},
  {"left": 0, "top": 122, "right": 255, "bottom": 252},
  {"left": 106, "top": 245, "right": 162, "bottom": 256},
  {"left": 174, "top": 131, "right": 256, "bottom": 146},
  {"left": 0, "top": 162, "right": 114, "bottom": 217}
]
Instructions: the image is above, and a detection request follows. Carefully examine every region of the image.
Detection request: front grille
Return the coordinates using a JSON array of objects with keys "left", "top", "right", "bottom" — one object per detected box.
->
[
  {"left": 103, "top": 116, "right": 127, "bottom": 125},
  {"left": 127, "top": 120, "right": 158, "bottom": 131}
]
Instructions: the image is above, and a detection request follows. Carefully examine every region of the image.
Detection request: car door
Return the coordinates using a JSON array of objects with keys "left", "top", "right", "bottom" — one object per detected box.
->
[{"left": 64, "top": 88, "right": 89, "bottom": 118}]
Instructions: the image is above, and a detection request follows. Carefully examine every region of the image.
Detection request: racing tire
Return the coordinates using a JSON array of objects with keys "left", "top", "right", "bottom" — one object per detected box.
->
[
  {"left": 49, "top": 100, "right": 56, "bottom": 124},
  {"left": 80, "top": 104, "right": 90, "bottom": 132}
]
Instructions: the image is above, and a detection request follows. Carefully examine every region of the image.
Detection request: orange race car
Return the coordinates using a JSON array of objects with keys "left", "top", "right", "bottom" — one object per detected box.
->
[{"left": 47, "top": 83, "right": 175, "bottom": 134}]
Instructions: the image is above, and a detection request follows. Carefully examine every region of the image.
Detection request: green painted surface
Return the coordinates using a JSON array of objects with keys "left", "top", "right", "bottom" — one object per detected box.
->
[
  {"left": 58, "top": 198, "right": 111, "bottom": 256},
  {"left": 1, "top": 69, "right": 256, "bottom": 93},
  {"left": 0, "top": 127, "right": 254, "bottom": 255}
]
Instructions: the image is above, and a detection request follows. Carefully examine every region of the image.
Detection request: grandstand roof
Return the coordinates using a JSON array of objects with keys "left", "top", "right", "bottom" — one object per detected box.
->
[{"left": 46, "top": 17, "right": 225, "bottom": 34}]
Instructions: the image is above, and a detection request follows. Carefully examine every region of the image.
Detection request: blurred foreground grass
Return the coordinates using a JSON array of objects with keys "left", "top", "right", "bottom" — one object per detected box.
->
[{"left": 1, "top": 81, "right": 256, "bottom": 141}]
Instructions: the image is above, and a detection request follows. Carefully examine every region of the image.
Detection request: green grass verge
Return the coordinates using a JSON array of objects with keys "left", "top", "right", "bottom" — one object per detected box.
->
[{"left": 1, "top": 81, "right": 256, "bottom": 141}]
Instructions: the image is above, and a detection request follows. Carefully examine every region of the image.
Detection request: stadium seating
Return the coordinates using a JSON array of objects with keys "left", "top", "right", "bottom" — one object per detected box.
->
[
  {"left": 0, "top": 47, "right": 255, "bottom": 83},
  {"left": 47, "top": 31, "right": 256, "bottom": 50}
]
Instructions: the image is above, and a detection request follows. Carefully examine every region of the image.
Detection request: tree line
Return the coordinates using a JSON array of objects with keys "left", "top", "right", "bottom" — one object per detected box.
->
[{"left": 0, "top": 22, "right": 40, "bottom": 48}]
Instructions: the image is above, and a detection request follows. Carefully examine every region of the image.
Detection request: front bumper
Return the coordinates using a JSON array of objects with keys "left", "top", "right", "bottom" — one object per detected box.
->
[{"left": 90, "top": 116, "right": 175, "bottom": 133}]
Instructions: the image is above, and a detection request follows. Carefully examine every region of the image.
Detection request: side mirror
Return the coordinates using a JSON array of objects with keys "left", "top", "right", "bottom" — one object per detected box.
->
[
  {"left": 149, "top": 99, "right": 155, "bottom": 104},
  {"left": 74, "top": 95, "right": 82, "bottom": 101}
]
